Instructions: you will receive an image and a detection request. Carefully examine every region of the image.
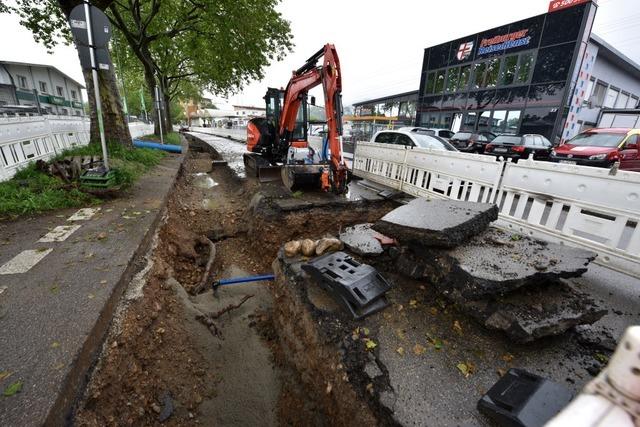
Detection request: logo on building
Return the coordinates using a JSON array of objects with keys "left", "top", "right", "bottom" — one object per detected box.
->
[
  {"left": 478, "top": 29, "right": 531, "bottom": 55},
  {"left": 456, "top": 42, "right": 474, "bottom": 61}
]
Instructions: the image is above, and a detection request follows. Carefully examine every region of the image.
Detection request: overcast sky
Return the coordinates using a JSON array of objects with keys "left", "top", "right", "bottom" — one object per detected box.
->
[{"left": 1, "top": 0, "right": 638, "bottom": 107}]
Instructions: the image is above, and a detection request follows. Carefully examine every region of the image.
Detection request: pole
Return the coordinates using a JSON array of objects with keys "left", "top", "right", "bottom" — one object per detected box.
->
[
  {"left": 84, "top": 2, "right": 109, "bottom": 170},
  {"left": 155, "top": 85, "right": 164, "bottom": 144}
]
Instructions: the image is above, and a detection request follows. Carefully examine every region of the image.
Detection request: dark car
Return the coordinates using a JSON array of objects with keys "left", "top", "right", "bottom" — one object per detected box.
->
[
  {"left": 550, "top": 128, "right": 640, "bottom": 171},
  {"left": 484, "top": 134, "right": 553, "bottom": 162},
  {"left": 449, "top": 131, "right": 496, "bottom": 153}
]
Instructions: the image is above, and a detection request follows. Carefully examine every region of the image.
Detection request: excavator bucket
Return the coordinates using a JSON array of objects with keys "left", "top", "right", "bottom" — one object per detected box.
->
[
  {"left": 243, "top": 153, "right": 281, "bottom": 183},
  {"left": 281, "top": 164, "right": 323, "bottom": 192}
]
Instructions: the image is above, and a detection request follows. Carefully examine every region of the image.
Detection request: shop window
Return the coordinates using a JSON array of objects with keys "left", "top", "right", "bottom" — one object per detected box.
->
[
  {"left": 519, "top": 107, "right": 559, "bottom": 140},
  {"left": 434, "top": 70, "right": 446, "bottom": 94},
  {"left": 468, "top": 90, "right": 495, "bottom": 110},
  {"left": 527, "top": 82, "right": 565, "bottom": 107},
  {"left": 473, "top": 62, "right": 486, "bottom": 89},
  {"left": 615, "top": 93, "right": 629, "bottom": 109},
  {"left": 532, "top": 43, "right": 574, "bottom": 84},
  {"left": 446, "top": 67, "right": 459, "bottom": 93},
  {"left": 464, "top": 112, "right": 478, "bottom": 129},
  {"left": 458, "top": 65, "right": 471, "bottom": 91},
  {"left": 604, "top": 87, "right": 619, "bottom": 108},
  {"left": 491, "top": 110, "right": 507, "bottom": 134},
  {"left": 477, "top": 111, "right": 492, "bottom": 130},
  {"left": 425, "top": 72, "right": 436, "bottom": 95},
  {"left": 485, "top": 59, "right": 500, "bottom": 88},
  {"left": 505, "top": 110, "right": 521, "bottom": 134},
  {"left": 540, "top": 3, "right": 587, "bottom": 47},
  {"left": 516, "top": 52, "right": 534, "bottom": 83},
  {"left": 494, "top": 86, "right": 528, "bottom": 109},
  {"left": 501, "top": 55, "right": 518, "bottom": 86}
]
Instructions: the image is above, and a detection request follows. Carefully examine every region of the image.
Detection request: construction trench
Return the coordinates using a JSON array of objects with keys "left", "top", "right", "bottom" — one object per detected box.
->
[{"left": 73, "top": 134, "right": 632, "bottom": 426}]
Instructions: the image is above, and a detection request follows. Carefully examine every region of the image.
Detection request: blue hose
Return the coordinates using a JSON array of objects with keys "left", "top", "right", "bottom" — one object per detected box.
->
[
  {"left": 321, "top": 135, "right": 329, "bottom": 161},
  {"left": 133, "top": 139, "right": 182, "bottom": 153},
  {"left": 214, "top": 274, "right": 275, "bottom": 288}
]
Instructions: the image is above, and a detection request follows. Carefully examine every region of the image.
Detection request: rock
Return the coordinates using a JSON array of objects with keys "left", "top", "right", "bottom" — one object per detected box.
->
[
  {"left": 461, "top": 280, "right": 606, "bottom": 342},
  {"left": 397, "top": 228, "right": 596, "bottom": 300},
  {"left": 364, "top": 361, "right": 383, "bottom": 379},
  {"left": 574, "top": 324, "right": 618, "bottom": 352},
  {"left": 315, "top": 237, "right": 343, "bottom": 255},
  {"left": 301, "top": 239, "right": 316, "bottom": 257},
  {"left": 339, "top": 223, "right": 384, "bottom": 256},
  {"left": 373, "top": 198, "right": 498, "bottom": 248},
  {"left": 284, "top": 240, "right": 302, "bottom": 257},
  {"left": 158, "top": 391, "right": 174, "bottom": 422}
]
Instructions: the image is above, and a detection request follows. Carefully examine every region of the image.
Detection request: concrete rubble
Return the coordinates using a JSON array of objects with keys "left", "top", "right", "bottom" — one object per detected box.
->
[{"left": 339, "top": 223, "right": 385, "bottom": 256}]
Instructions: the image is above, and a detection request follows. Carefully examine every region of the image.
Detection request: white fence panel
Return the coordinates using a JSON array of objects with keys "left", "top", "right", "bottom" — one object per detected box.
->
[
  {"left": 496, "top": 158, "right": 640, "bottom": 276},
  {"left": 352, "top": 141, "right": 640, "bottom": 278},
  {"left": 129, "top": 122, "right": 154, "bottom": 139}
]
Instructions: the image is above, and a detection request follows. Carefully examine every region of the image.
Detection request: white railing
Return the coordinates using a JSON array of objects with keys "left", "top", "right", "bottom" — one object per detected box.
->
[
  {"left": 353, "top": 141, "right": 640, "bottom": 278},
  {"left": 0, "top": 116, "right": 155, "bottom": 181}
]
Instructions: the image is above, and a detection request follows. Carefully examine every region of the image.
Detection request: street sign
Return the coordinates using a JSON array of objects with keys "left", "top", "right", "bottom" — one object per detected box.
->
[
  {"left": 69, "top": 4, "right": 111, "bottom": 48},
  {"left": 77, "top": 45, "right": 111, "bottom": 71}
]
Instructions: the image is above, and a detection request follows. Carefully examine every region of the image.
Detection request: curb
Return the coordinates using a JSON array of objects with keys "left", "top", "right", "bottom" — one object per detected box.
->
[{"left": 46, "top": 146, "right": 187, "bottom": 426}]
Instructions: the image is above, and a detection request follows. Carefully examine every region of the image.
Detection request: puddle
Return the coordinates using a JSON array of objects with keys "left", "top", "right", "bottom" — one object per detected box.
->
[
  {"left": 201, "top": 198, "right": 218, "bottom": 210},
  {"left": 192, "top": 173, "right": 218, "bottom": 189}
]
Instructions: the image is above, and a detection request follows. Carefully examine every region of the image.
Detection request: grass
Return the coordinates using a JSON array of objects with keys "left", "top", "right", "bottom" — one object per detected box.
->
[
  {"left": 0, "top": 142, "right": 166, "bottom": 217},
  {"left": 139, "top": 132, "right": 181, "bottom": 146}
]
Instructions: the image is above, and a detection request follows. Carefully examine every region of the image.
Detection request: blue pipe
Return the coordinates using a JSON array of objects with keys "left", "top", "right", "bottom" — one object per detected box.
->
[
  {"left": 133, "top": 139, "right": 182, "bottom": 153},
  {"left": 214, "top": 274, "right": 275, "bottom": 288}
]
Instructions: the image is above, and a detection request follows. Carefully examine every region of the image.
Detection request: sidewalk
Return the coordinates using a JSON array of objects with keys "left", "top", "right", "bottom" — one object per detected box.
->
[{"left": 0, "top": 153, "right": 183, "bottom": 426}]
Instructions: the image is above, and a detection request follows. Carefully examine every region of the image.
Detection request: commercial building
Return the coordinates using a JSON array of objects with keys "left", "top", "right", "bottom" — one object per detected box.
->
[
  {"left": 0, "top": 61, "right": 85, "bottom": 116},
  {"left": 353, "top": 0, "right": 640, "bottom": 142}
]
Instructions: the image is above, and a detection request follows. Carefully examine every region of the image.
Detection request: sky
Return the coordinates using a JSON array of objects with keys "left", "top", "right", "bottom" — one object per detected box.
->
[{"left": 0, "top": 0, "right": 639, "bottom": 107}]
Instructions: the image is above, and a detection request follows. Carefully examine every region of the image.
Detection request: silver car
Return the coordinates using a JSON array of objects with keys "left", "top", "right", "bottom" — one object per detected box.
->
[{"left": 371, "top": 129, "right": 458, "bottom": 151}]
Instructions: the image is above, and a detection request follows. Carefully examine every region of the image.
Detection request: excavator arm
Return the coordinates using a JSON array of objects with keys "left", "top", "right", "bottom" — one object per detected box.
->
[{"left": 279, "top": 44, "right": 348, "bottom": 192}]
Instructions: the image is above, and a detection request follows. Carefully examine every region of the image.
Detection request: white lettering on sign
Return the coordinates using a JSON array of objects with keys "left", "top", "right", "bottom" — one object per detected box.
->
[
  {"left": 98, "top": 63, "right": 110, "bottom": 70},
  {"left": 103, "top": 26, "right": 109, "bottom": 33},
  {"left": 70, "top": 19, "right": 87, "bottom": 29}
]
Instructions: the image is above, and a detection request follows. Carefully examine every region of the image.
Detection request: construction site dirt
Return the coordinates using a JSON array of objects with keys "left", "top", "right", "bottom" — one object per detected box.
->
[{"left": 73, "top": 135, "right": 639, "bottom": 426}]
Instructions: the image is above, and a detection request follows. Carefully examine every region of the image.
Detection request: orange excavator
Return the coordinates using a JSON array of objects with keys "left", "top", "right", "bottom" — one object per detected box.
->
[{"left": 243, "top": 44, "right": 349, "bottom": 193}]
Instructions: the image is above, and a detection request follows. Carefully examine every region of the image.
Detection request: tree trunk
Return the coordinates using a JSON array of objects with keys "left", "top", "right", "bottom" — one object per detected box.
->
[
  {"left": 59, "top": 0, "right": 132, "bottom": 147},
  {"left": 163, "top": 92, "right": 172, "bottom": 133}
]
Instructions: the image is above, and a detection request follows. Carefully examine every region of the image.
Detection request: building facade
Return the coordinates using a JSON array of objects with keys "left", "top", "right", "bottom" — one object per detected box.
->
[
  {"left": 352, "top": 0, "right": 640, "bottom": 143},
  {"left": 0, "top": 61, "right": 85, "bottom": 116}
]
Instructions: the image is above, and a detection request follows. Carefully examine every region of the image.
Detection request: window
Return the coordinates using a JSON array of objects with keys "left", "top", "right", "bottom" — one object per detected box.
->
[
  {"left": 629, "top": 96, "right": 639, "bottom": 109},
  {"left": 477, "top": 111, "right": 491, "bottom": 130},
  {"left": 446, "top": 67, "right": 459, "bottom": 93},
  {"left": 505, "top": 110, "right": 521, "bottom": 134},
  {"left": 56, "top": 86, "right": 64, "bottom": 97},
  {"left": 491, "top": 110, "right": 507, "bottom": 134},
  {"left": 473, "top": 62, "right": 486, "bottom": 89},
  {"left": 615, "top": 93, "right": 629, "bottom": 109},
  {"left": 71, "top": 90, "right": 77, "bottom": 100},
  {"left": 590, "top": 82, "right": 607, "bottom": 107},
  {"left": 434, "top": 70, "right": 446, "bottom": 94},
  {"left": 39, "top": 81, "right": 48, "bottom": 93},
  {"left": 17, "top": 75, "right": 28, "bottom": 89},
  {"left": 485, "top": 59, "right": 500, "bottom": 88},
  {"left": 604, "top": 87, "right": 619, "bottom": 108},
  {"left": 501, "top": 55, "right": 518, "bottom": 86},
  {"left": 532, "top": 43, "right": 574, "bottom": 84},
  {"left": 516, "top": 52, "right": 534, "bottom": 83},
  {"left": 374, "top": 132, "right": 396, "bottom": 144},
  {"left": 396, "top": 134, "right": 414, "bottom": 147},
  {"left": 425, "top": 72, "right": 435, "bottom": 94},
  {"left": 519, "top": 107, "right": 559, "bottom": 140},
  {"left": 458, "top": 65, "right": 471, "bottom": 90},
  {"left": 583, "top": 78, "right": 595, "bottom": 105}
]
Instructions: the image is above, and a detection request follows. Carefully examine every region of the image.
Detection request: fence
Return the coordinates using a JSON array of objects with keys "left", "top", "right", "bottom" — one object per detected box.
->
[
  {"left": 0, "top": 115, "right": 154, "bottom": 181},
  {"left": 353, "top": 141, "right": 640, "bottom": 278}
]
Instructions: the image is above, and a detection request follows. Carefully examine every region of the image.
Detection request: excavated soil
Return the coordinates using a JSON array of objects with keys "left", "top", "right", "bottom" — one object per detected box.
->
[{"left": 74, "top": 147, "right": 394, "bottom": 426}]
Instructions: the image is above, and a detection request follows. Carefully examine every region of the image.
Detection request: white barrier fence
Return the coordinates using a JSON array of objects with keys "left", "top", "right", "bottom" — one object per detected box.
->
[
  {"left": 353, "top": 141, "right": 640, "bottom": 278},
  {"left": 0, "top": 115, "right": 154, "bottom": 181}
]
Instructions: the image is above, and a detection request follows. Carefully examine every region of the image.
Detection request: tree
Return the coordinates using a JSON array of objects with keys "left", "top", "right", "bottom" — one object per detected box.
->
[
  {"left": 106, "top": 0, "right": 293, "bottom": 135},
  {"left": 8, "top": 0, "right": 133, "bottom": 146}
]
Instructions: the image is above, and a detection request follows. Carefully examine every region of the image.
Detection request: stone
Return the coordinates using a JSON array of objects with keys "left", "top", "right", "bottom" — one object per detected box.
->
[
  {"left": 315, "top": 237, "right": 343, "bottom": 255},
  {"left": 339, "top": 224, "right": 385, "bottom": 256},
  {"left": 284, "top": 240, "right": 302, "bottom": 257},
  {"left": 301, "top": 239, "right": 316, "bottom": 257},
  {"left": 373, "top": 198, "right": 498, "bottom": 248},
  {"left": 574, "top": 324, "right": 618, "bottom": 352},
  {"left": 461, "top": 280, "right": 606, "bottom": 342},
  {"left": 397, "top": 228, "right": 596, "bottom": 300}
]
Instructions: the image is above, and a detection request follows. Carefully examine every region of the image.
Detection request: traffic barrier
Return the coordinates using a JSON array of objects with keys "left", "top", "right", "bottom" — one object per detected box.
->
[
  {"left": 353, "top": 141, "right": 640, "bottom": 277},
  {"left": 0, "top": 115, "right": 154, "bottom": 181}
]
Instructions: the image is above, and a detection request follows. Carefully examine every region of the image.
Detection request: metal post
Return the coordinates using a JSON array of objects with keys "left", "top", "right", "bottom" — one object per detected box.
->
[
  {"left": 155, "top": 85, "right": 164, "bottom": 144},
  {"left": 84, "top": 1, "right": 109, "bottom": 170}
]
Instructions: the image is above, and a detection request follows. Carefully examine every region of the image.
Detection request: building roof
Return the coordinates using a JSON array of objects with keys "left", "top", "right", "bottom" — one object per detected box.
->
[
  {"left": 590, "top": 34, "right": 640, "bottom": 80},
  {"left": 0, "top": 60, "right": 85, "bottom": 89},
  {"left": 352, "top": 90, "right": 419, "bottom": 107},
  {"left": 232, "top": 105, "right": 265, "bottom": 110}
]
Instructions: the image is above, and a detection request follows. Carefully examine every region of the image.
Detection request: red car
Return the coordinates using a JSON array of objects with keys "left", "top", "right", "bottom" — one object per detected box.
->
[{"left": 550, "top": 128, "right": 640, "bottom": 171}]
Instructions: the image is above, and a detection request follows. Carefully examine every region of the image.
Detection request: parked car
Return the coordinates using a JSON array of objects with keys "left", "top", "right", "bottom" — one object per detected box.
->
[
  {"left": 449, "top": 131, "right": 496, "bottom": 153},
  {"left": 371, "top": 130, "right": 458, "bottom": 151},
  {"left": 484, "top": 134, "right": 553, "bottom": 162},
  {"left": 399, "top": 127, "right": 456, "bottom": 139},
  {"left": 550, "top": 128, "right": 640, "bottom": 171}
]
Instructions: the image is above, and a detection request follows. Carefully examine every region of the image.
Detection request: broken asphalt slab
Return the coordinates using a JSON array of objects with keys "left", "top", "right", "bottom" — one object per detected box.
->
[
  {"left": 0, "top": 153, "right": 184, "bottom": 426},
  {"left": 339, "top": 223, "right": 389, "bottom": 256},
  {"left": 373, "top": 198, "right": 498, "bottom": 248},
  {"left": 392, "top": 227, "right": 597, "bottom": 301}
]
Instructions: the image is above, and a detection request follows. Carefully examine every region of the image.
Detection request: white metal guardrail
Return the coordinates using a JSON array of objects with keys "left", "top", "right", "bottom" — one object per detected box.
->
[
  {"left": 0, "top": 115, "right": 154, "bottom": 181},
  {"left": 353, "top": 141, "right": 640, "bottom": 278}
]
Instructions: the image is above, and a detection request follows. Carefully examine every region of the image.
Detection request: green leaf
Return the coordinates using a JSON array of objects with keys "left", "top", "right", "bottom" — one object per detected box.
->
[
  {"left": 363, "top": 338, "right": 377, "bottom": 351},
  {"left": 3, "top": 380, "right": 22, "bottom": 397},
  {"left": 457, "top": 363, "right": 469, "bottom": 376}
]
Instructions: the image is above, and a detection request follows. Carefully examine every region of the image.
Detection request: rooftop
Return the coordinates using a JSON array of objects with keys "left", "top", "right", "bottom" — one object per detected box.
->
[{"left": 0, "top": 60, "right": 85, "bottom": 89}]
